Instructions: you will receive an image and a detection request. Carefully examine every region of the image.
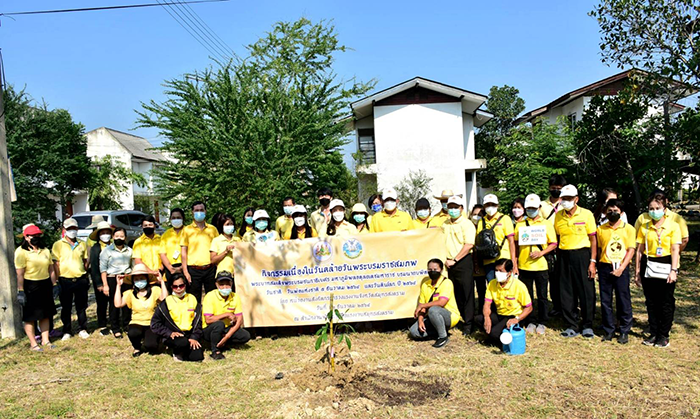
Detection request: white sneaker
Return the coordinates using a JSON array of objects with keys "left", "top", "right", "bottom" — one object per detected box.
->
[
  {"left": 536, "top": 324, "right": 546, "bottom": 335},
  {"left": 526, "top": 323, "right": 537, "bottom": 334},
  {"left": 173, "top": 354, "right": 184, "bottom": 362},
  {"left": 78, "top": 330, "right": 90, "bottom": 339},
  {"left": 61, "top": 333, "right": 72, "bottom": 341}
]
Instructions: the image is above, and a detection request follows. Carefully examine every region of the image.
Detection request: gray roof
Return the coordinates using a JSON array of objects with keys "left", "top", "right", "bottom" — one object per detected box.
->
[{"left": 103, "top": 128, "right": 166, "bottom": 162}]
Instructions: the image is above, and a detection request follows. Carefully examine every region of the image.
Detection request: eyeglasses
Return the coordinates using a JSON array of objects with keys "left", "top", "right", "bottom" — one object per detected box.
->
[{"left": 171, "top": 283, "right": 186, "bottom": 290}]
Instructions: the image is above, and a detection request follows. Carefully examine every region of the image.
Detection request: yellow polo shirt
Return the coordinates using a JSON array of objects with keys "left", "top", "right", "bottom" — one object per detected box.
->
[
  {"left": 412, "top": 218, "right": 431, "bottom": 229},
  {"left": 484, "top": 278, "right": 532, "bottom": 317},
  {"left": 418, "top": 275, "right": 460, "bottom": 327},
  {"left": 210, "top": 234, "right": 241, "bottom": 274},
  {"left": 202, "top": 289, "right": 243, "bottom": 328},
  {"left": 159, "top": 228, "right": 183, "bottom": 265},
  {"left": 597, "top": 222, "right": 636, "bottom": 264},
  {"left": 356, "top": 225, "right": 371, "bottom": 235},
  {"left": 309, "top": 209, "right": 330, "bottom": 235},
  {"left": 441, "top": 215, "right": 476, "bottom": 259},
  {"left": 124, "top": 287, "right": 162, "bottom": 326},
  {"left": 166, "top": 294, "right": 198, "bottom": 332},
  {"left": 476, "top": 212, "right": 515, "bottom": 265},
  {"left": 180, "top": 223, "right": 219, "bottom": 266},
  {"left": 275, "top": 215, "right": 294, "bottom": 239},
  {"left": 51, "top": 238, "right": 88, "bottom": 278},
  {"left": 322, "top": 221, "right": 358, "bottom": 238},
  {"left": 283, "top": 226, "right": 318, "bottom": 240},
  {"left": 370, "top": 210, "right": 414, "bottom": 232},
  {"left": 635, "top": 210, "right": 688, "bottom": 239},
  {"left": 514, "top": 217, "right": 557, "bottom": 271},
  {"left": 428, "top": 212, "right": 450, "bottom": 228},
  {"left": 132, "top": 234, "right": 163, "bottom": 271},
  {"left": 15, "top": 247, "right": 52, "bottom": 280},
  {"left": 554, "top": 206, "right": 597, "bottom": 250},
  {"left": 636, "top": 219, "right": 682, "bottom": 257}
]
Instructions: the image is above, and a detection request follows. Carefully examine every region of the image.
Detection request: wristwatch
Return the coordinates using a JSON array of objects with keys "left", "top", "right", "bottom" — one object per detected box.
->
[
  {"left": 672, "top": 268, "right": 679, "bottom": 273},
  {"left": 514, "top": 315, "right": 520, "bottom": 321}
]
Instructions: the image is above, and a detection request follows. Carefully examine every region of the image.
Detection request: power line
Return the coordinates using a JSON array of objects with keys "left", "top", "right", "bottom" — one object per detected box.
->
[
  {"left": 154, "top": 0, "right": 226, "bottom": 61},
  {"left": 176, "top": 0, "right": 237, "bottom": 61},
  {"left": 0, "top": 0, "right": 228, "bottom": 16},
  {"left": 165, "top": 0, "right": 233, "bottom": 61}
]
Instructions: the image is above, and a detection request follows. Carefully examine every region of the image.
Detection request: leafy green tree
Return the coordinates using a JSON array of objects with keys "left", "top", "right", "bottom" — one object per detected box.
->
[
  {"left": 396, "top": 169, "right": 433, "bottom": 217},
  {"left": 88, "top": 155, "right": 146, "bottom": 210},
  {"left": 4, "top": 86, "right": 91, "bottom": 238},
  {"left": 137, "top": 19, "right": 373, "bottom": 220}
]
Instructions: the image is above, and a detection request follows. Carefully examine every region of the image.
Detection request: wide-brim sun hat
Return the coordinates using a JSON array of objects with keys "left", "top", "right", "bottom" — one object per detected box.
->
[
  {"left": 89, "top": 221, "right": 114, "bottom": 240},
  {"left": 87, "top": 214, "right": 106, "bottom": 229},
  {"left": 124, "top": 263, "right": 157, "bottom": 284},
  {"left": 434, "top": 189, "right": 463, "bottom": 200}
]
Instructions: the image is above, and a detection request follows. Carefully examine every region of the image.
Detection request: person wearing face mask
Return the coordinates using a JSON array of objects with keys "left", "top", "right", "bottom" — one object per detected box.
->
[
  {"left": 243, "top": 209, "right": 280, "bottom": 243},
  {"left": 412, "top": 198, "right": 433, "bottom": 229},
  {"left": 408, "top": 259, "right": 460, "bottom": 348},
  {"left": 310, "top": 188, "right": 333, "bottom": 235},
  {"left": 540, "top": 174, "right": 566, "bottom": 224},
  {"left": 595, "top": 199, "right": 635, "bottom": 344},
  {"left": 210, "top": 215, "right": 241, "bottom": 276},
  {"left": 85, "top": 214, "right": 106, "bottom": 249},
  {"left": 594, "top": 188, "right": 629, "bottom": 226},
  {"left": 89, "top": 221, "right": 114, "bottom": 336},
  {"left": 469, "top": 204, "right": 488, "bottom": 313},
  {"left": 366, "top": 193, "right": 383, "bottom": 228},
  {"left": 52, "top": 218, "right": 90, "bottom": 341},
  {"left": 349, "top": 203, "right": 371, "bottom": 234},
  {"left": 475, "top": 259, "right": 532, "bottom": 343},
  {"left": 180, "top": 201, "right": 219, "bottom": 302},
  {"left": 15, "top": 224, "right": 57, "bottom": 351},
  {"left": 428, "top": 190, "right": 458, "bottom": 228},
  {"left": 514, "top": 195, "right": 557, "bottom": 334},
  {"left": 634, "top": 194, "right": 682, "bottom": 348},
  {"left": 324, "top": 200, "right": 358, "bottom": 237},
  {"left": 511, "top": 198, "right": 526, "bottom": 226},
  {"left": 540, "top": 175, "right": 566, "bottom": 318},
  {"left": 159, "top": 208, "right": 186, "bottom": 291},
  {"left": 476, "top": 194, "right": 518, "bottom": 280},
  {"left": 275, "top": 197, "right": 296, "bottom": 239},
  {"left": 441, "top": 196, "right": 477, "bottom": 334},
  {"left": 370, "top": 188, "right": 413, "bottom": 232},
  {"left": 202, "top": 271, "right": 251, "bottom": 360},
  {"left": 237, "top": 207, "right": 255, "bottom": 239},
  {"left": 133, "top": 215, "right": 162, "bottom": 275},
  {"left": 114, "top": 264, "right": 168, "bottom": 356},
  {"left": 150, "top": 274, "right": 204, "bottom": 362},
  {"left": 554, "top": 185, "right": 598, "bottom": 339},
  {"left": 635, "top": 189, "right": 689, "bottom": 252},
  {"left": 100, "top": 227, "right": 134, "bottom": 338},
  {"left": 288, "top": 206, "right": 318, "bottom": 239}
]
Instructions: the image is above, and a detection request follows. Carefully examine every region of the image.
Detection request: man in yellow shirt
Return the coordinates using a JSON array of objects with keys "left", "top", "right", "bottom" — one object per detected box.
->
[
  {"left": 159, "top": 208, "right": 186, "bottom": 290},
  {"left": 634, "top": 189, "right": 689, "bottom": 251},
  {"left": 514, "top": 194, "right": 557, "bottom": 334},
  {"left": 133, "top": 215, "right": 162, "bottom": 274},
  {"left": 428, "top": 190, "right": 457, "bottom": 228},
  {"left": 476, "top": 194, "right": 518, "bottom": 280},
  {"left": 412, "top": 198, "right": 432, "bottom": 229},
  {"left": 370, "top": 188, "right": 413, "bottom": 232},
  {"left": 202, "top": 272, "right": 251, "bottom": 360},
  {"left": 275, "top": 197, "right": 295, "bottom": 239},
  {"left": 540, "top": 174, "right": 566, "bottom": 317},
  {"left": 475, "top": 258, "right": 532, "bottom": 342},
  {"left": 408, "top": 259, "right": 460, "bottom": 348},
  {"left": 441, "top": 195, "right": 476, "bottom": 333},
  {"left": 180, "top": 201, "right": 219, "bottom": 301},
  {"left": 596, "top": 199, "right": 635, "bottom": 344},
  {"left": 310, "top": 187, "right": 333, "bottom": 234},
  {"left": 52, "top": 218, "right": 90, "bottom": 340},
  {"left": 554, "top": 185, "right": 598, "bottom": 339}
]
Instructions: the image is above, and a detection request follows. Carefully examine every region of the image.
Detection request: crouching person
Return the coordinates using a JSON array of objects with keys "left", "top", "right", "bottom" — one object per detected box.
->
[
  {"left": 476, "top": 258, "right": 532, "bottom": 342},
  {"left": 150, "top": 274, "right": 204, "bottom": 362},
  {"left": 409, "top": 259, "right": 461, "bottom": 348},
  {"left": 202, "top": 271, "right": 251, "bottom": 360}
]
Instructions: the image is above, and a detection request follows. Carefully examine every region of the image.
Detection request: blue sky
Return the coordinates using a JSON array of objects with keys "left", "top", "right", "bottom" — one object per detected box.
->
[{"left": 2, "top": 0, "right": 616, "bottom": 160}]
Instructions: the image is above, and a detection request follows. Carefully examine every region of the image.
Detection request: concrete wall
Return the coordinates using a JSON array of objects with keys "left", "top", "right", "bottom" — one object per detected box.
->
[{"left": 86, "top": 127, "right": 135, "bottom": 210}]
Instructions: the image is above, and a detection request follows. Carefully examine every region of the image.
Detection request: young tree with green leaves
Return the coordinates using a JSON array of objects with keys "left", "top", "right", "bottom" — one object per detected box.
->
[
  {"left": 88, "top": 155, "right": 146, "bottom": 210},
  {"left": 396, "top": 169, "right": 433, "bottom": 217}
]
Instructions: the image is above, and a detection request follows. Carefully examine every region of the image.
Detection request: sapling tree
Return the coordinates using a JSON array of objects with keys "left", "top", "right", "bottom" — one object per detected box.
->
[{"left": 315, "top": 293, "right": 354, "bottom": 374}]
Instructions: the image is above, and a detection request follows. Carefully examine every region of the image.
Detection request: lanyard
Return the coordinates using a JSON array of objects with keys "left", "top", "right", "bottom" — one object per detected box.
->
[{"left": 430, "top": 278, "right": 446, "bottom": 302}]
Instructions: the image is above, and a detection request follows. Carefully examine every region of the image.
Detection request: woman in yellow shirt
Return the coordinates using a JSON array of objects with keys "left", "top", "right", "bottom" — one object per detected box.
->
[
  {"left": 14, "top": 224, "right": 57, "bottom": 351},
  {"left": 236, "top": 207, "right": 255, "bottom": 239},
  {"left": 323, "top": 200, "right": 358, "bottom": 237},
  {"left": 288, "top": 206, "right": 318, "bottom": 239},
  {"left": 114, "top": 264, "right": 168, "bottom": 356},
  {"left": 210, "top": 215, "right": 241, "bottom": 276},
  {"left": 412, "top": 198, "right": 432, "bottom": 229},
  {"left": 349, "top": 203, "right": 371, "bottom": 234},
  {"left": 242, "top": 210, "right": 280, "bottom": 243}
]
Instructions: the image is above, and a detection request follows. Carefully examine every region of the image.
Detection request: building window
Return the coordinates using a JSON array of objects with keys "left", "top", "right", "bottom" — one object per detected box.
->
[
  {"left": 568, "top": 112, "right": 577, "bottom": 127},
  {"left": 358, "top": 128, "right": 376, "bottom": 164}
]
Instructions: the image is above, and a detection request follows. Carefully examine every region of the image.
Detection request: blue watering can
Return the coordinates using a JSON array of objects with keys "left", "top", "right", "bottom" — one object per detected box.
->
[{"left": 500, "top": 323, "right": 526, "bottom": 355}]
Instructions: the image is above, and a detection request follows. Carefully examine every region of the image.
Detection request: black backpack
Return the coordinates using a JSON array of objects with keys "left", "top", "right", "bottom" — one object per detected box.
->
[{"left": 475, "top": 215, "right": 507, "bottom": 260}]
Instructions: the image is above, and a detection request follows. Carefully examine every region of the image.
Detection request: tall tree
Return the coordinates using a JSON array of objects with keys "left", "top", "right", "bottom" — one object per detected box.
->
[
  {"left": 137, "top": 19, "right": 373, "bottom": 219},
  {"left": 88, "top": 155, "right": 146, "bottom": 210}
]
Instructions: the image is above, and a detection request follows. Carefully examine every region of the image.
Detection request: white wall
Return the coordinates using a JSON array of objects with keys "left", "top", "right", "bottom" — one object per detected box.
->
[
  {"left": 544, "top": 97, "right": 587, "bottom": 125},
  {"left": 85, "top": 127, "right": 134, "bottom": 210}
]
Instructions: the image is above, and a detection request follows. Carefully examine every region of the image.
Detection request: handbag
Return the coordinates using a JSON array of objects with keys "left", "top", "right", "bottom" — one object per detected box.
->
[{"left": 644, "top": 222, "right": 672, "bottom": 280}]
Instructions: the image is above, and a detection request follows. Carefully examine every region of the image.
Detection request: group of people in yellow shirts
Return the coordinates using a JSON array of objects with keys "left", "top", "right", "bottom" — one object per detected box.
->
[{"left": 14, "top": 175, "right": 686, "bottom": 357}]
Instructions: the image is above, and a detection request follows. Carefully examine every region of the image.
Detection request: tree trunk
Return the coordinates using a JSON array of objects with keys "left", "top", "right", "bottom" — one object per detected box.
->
[{"left": 624, "top": 155, "right": 643, "bottom": 215}]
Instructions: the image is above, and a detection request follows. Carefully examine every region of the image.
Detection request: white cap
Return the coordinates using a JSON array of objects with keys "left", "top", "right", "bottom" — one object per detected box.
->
[
  {"left": 291, "top": 205, "right": 307, "bottom": 214},
  {"left": 252, "top": 209, "right": 270, "bottom": 221},
  {"left": 560, "top": 185, "right": 578, "bottom": 198},
  {"left": 382, "top": 188, "right": 398, "bottom": 200},
  {"left": 329, "top": 199, "right": 345, "bottom": 210},
  {"left": 63, "top": 218, "right": 79, "bottom": 229},
  {"left": 447, "top": 195, "right": 464, "bottom": 207},
  {"left": 483, "top": 194, "right": 499, "bottom": 205},
  {"left": 524, "top": 194, "right": 541, "bottom": 209}
]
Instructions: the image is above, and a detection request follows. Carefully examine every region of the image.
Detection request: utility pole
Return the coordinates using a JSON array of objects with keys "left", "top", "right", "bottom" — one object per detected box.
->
[{"left": 0, "top": 64, "right": 21, "bottom": 338}]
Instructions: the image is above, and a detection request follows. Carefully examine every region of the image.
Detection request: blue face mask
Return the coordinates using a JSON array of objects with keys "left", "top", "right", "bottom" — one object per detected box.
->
[
  {"left": 255, "top": 220, "right": 268, "bottom": 231},
  {"left": 371, "top": 204, "right": 382, "bottom": 213},
  {"left": 219, "top": 288, "right": 232, "bottom": 297},
  {"left": 245, "top": 216, "right": 254, "bottom": 225},
  {"left": 283, "top": 206, "right": 293, "bottom": 216},
  {"left": 134, "top": 279, "right": 148, "bottom": 290},
  {"left": 223, "top": 225, "right": 235, "bottom": 235},
  {"left": 416, "top": 209, "right": 430, "bottom": 220},
  {"left": 649, "top": 209, "right": 665, "bottom": 221},
  {"left": 193, "top": 211, "right": 206, "bottom": 222},
  {"left": 526, "top": 209, "right": 539, "bottom": 219},
  {"left": 448, "top": 208, "right": 461, "bottom": 219},
  {"left": 353, "top": 214, "right": 366, "bottom": 224},
  {"left": 442, "top": 202, "right": 448, "bottom": 211}
]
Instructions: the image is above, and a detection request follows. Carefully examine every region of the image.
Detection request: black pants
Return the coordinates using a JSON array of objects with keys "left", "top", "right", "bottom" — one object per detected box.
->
[
  {"left": 203, "top": 321, "right": 251, "bottom": 352},
  {"left": 165, "top": 332, "right": 204, "bottom": 361},
  {"left": 127, "top": 324, "right": 160, "bottom": 353},
  {"left": 641, "top": 256, "right": 676, "bottom": 339},
  {"left": 546, "top": 252, "right": 561, "bottom": 312},
  {"left": 475, "top": 305, "right": 515, "bottom": 342},
  {"left": 92, "top": 281, "right": 109, "bottom": 329},
  {"left": 188, "top": 265, "right": 216, "bottom": 302},
  {"left": 598, "top": 263, "right": 633, "bottom": 334},
  {"left": 474, "top": 275, "right": 487, "bottom": 315},
  {"left": 559, "top": 248, "right": 596, "bottom": 330},
  {"left": 59, "top": 276, "right": 90, "bottom": 334},
  {"left": 447, "top": 254, "right": 474, "bottom": 333},
  {"left": 519, "top": 270, "right": 549, "bottom": 324},
  {"left": 107, "top": 276, "right": 132, "bottom": 333}
]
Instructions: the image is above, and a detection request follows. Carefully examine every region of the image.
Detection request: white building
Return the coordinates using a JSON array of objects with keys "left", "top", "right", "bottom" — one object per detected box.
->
[{"left": 348, "top": 77, "right": 493, "bottom": 210}]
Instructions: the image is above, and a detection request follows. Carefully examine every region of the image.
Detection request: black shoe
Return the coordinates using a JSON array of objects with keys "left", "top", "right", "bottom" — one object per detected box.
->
[
  {"left": 210, "top": 351, "right": 226, "bottom": 360},
  {"left": 433, "top": 337, "right": 449, "bottom": 348},
  {"left": 617, "top": 333, "right": 629, "bottom": 344},
  {"left": 654, "top": 337, "right": 670, "bottom": 348},
  {"left": 99, "top": 328, "right": 111, "bottom": 336},
  {"left": 132, "top": 350, "right": 143, "bottom": 358},
  {"left": 642, "top": 336, "right": 657, "bottom": 346},
  {"left": 548, "top": 310, "right": 561, "bottom": 318},
  {"left": 601, "top": 332, "right": 614, "bottom": 342}
]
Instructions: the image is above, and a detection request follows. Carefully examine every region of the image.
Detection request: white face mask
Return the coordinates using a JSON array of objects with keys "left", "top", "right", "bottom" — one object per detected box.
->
[
  {"left": 171, "top": 218, "right": 183, "bottom": 228},
  {"left": 223, "top": 225, "right": 235, "bottom": 235},
  {"left": 332, "top": 211, "right": 345, "bottom": 222},
  {"left": 384, "top": 201, "right": 397, "bottom": 211},
  {"left": 561, "top": 200, "right": 575, "bottom": 211},
  {"left": 495, "top": 271, "right": 509, "bottom": 283},
  {"left": 485, "top": 206, "right": 498, "bottom": 217},
  {"left": 294, "top": 216, "right": 306, "bottom": 227},
  {"left": 99, "top": 234, "right": 112, "bottom": 243},
  {"left": 65, "top": 230, "right": 78, "bottom": 239}
]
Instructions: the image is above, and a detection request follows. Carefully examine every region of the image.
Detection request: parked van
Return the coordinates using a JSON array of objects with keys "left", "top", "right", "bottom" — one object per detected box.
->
[{"left": 72, "top": 210, "right": 165, "bottom": 246}]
